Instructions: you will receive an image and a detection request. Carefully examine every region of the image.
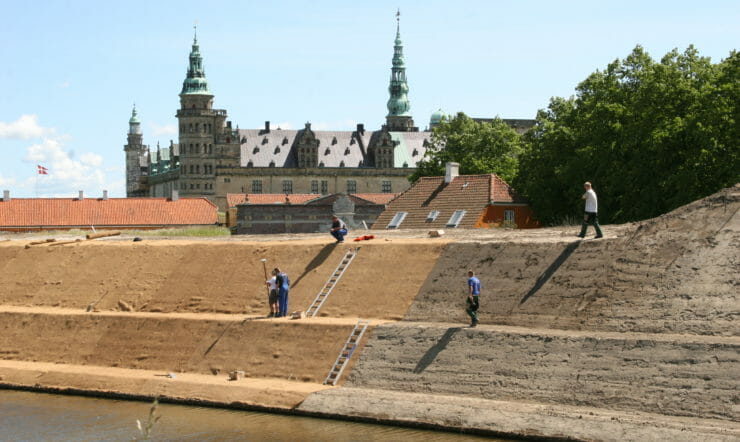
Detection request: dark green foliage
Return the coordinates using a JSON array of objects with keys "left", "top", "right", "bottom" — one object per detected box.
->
[
  {"left": 411, "top": 113, "right": 525, "bottom": 184},
  {"left": 515, "top": 46, "right": 739, "bottom": 225}
]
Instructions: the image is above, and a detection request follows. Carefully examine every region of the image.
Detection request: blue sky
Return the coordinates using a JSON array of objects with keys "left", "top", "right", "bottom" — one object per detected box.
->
[{"left": 1, "top": 0, "right": 737, "bottom": 197}]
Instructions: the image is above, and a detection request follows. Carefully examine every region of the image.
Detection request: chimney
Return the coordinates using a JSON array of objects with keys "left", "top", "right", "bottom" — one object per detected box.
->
[
  {"left": 170, "top": 189, "right": 179, "bottom": 201},
  {"left": 444, "top": 162, "right": 460, "bottom": 184},
  {"left": 2, "top": 190, "right": 9, "bottom": 202},
  {"left": 356, "top": 123, "right": 365, "bottom": 134},
  {"left": 78, "top": 190, "right": 84, "bottom": 200},
  {"left": 102, "top": 190, "right": 108, "bottom": 200},
  {"left": 264, "top": 121, "right": 270, "bottom": 133}
]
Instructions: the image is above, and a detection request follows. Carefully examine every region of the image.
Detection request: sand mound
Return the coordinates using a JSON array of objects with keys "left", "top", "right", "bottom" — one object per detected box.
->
[{"left": 405, "top": 185, "right": 739, "bottom": 336}]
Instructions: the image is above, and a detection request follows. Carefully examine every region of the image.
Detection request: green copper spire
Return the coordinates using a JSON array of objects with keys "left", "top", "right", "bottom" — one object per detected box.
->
[
  {"left": 128, "top": 103, "right": 141, "bottom": 124},
  {"left": 386, "top": 10, "right": 411, "bottom": 117},
  {"left": 181, "top": 25, "right": 211, "bottom": 95}
]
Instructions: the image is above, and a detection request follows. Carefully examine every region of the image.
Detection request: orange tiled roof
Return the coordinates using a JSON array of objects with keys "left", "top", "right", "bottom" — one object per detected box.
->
[
  {"left": 0, "top": 197, "right": 217, "bottom": 228},
  {"left": 226, "top": 193, "right": 320, "bottom": 207},
  {"left": 372, "top": 174, "right": 527, "bottom": 229},
  {"left": 352, "top": 193, "right": 399, "bottom": 205}
]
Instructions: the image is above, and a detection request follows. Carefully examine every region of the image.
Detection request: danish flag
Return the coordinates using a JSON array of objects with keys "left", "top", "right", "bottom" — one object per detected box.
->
[{"left": 37, "top": 165, "right": 48, "bottom": 175}]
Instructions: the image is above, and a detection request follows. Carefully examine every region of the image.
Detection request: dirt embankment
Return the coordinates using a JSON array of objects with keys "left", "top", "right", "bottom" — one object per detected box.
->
[
  {"left": 406, "top": 185, "right": 739, "bottom": 336},
  {"left": 0, "top": 239, "right": 445, "bottom": 320},
  {"left": 345, "top": 323, "right": 739, "bottom": 422},
  {"left": 0, "top": 310, "right": 359, "bottom": 383}
]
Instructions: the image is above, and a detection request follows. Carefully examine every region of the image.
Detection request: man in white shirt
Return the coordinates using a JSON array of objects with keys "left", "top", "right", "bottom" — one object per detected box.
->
[
  {"left": 265, "top": 274, "right": 278, "bottom": 318},
  {"left": 578, "top": 182, "right": 603, "bottom": 238}
]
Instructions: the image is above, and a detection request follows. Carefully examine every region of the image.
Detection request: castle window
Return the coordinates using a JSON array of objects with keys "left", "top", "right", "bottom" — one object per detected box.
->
[
  {"left": 190, "top": 184, "right": 194, "bottom": 189},
  {"left": 282, "top": 180, "right": 293, "bottom": 194},
  {"left": 252, "top": 180, "right": 262, "bottom": 193},
  {"left": 208, "top": 144, "right": 212, "bottom": 154},
  {"left": 189, "top": 124, "right": 193, "bottom": 133},
  {"left": 274, "top": 146, "right": 280, "bottom": 154},
  {"left": 189, "top": 165, "right": 194, "bottom": 174},
  {"left": 195, "top": 165, "right": 200, "bottom": 174},
  {"left": 321, "top": 180, "right": 328, "bottom": 194},
  {"left": 311, "top": 180, "right": 319, "bottom": 194},
  {"left": 382, "top": 181, "right": 392, "bottom": 193},
  {"left": 346, "top": 180, "right": 356, "bottom": 194},
  {"left": 223, "top": 177, "right": 231, "bottom": 183},
  {"left": 253, "top": 147, "right": 260, "bottom": 154}
]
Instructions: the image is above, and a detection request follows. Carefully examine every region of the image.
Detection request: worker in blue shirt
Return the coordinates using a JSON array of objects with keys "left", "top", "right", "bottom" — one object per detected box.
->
[
  {"left": 274, "top": 267, "right": 290, "bottom": 317},
  {"left": 466, "top": 270, "right": 481, "bottom": 327}
]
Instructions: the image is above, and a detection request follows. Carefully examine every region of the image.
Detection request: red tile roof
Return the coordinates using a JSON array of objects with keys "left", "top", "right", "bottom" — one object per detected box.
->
[
  {"left": 226, "top": 193, "right": 320, "bottom": 207},
  {"left": 372, "top": 174, "right": 527, "bottom": 229},
  {"left": 352, "top": 193, "right": 399, "bottom": 205},
  {"left": 0, "top": 197, "right": 217, "bottom": 228}
]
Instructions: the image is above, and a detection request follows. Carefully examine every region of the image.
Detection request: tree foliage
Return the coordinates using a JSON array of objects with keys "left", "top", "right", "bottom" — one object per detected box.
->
[
  {"left": 410, "top": 113, "right": 525, "bottom": 184},
  {"left": 515, "top": 46, "right": 739, "bottom": 225}
]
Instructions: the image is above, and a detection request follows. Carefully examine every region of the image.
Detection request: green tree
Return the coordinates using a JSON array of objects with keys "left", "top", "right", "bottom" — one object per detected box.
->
[
  {"left": 411, "top": 113, "right": 525, "bottom": 184},
  {"left": 516, "top": 46, "right": 739, "bottom": 225}
]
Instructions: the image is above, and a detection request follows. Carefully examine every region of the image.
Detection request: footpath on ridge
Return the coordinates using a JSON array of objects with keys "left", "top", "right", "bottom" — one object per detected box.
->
[{"left": 0, "top": 185, "right": 738, "bottom": 441}]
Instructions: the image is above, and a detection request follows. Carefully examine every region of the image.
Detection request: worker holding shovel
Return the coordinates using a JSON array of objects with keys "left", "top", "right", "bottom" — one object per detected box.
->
[{"left": 274, "top": 267, "right": 290, "bottom": 317}]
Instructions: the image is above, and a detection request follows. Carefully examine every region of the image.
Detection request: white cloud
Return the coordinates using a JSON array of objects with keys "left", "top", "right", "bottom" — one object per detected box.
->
[
  {"left": 80, "top": 152, "right": 103, "bottom": 167},
  {"left": 150, "top": 123, "right": 177, "bottom": 137},
  {"left": 58, "top": 81, "right": 71, "bottom": 89},
  {"left": 23, "top": 138, "right": 107, "bottom": 196},
  {"left": 0, "top": 115, "right": 54, "bottom": 140},
  {"left": 0, "top": 175, "right": 16, "bottom": 187},
  {"left": 310, "top": 119, "right": 358, "bottom": 131}
]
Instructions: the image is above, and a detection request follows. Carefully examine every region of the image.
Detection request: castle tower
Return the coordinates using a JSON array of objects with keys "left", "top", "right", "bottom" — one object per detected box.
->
[
  {"left": 176, "top": 27, "right": 237, "bottom": 197},
  {"left": 385, "top": 11, "right": 417, "bottom": 132},
  {"left": 124, "top": 104, "right": 149, "bottom": 197}
]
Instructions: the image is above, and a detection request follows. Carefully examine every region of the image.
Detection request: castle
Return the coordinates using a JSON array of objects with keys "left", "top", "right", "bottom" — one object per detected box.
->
[{"left": 125, "top": 16, "right": 533, "bottom": 211}]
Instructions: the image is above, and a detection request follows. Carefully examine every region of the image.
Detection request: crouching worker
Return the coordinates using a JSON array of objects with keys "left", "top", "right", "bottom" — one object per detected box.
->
[{"left": 330, "top": 215, "right": 348, "bottom": 243}]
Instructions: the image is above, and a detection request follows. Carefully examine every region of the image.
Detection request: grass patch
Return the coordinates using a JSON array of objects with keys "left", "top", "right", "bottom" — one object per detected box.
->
[{"left": 131, "top": 226, "right": 231, "bottom": 237}]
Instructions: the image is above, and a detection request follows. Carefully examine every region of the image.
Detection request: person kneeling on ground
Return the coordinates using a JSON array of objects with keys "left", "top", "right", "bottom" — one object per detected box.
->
[{"left": 330, "top": 215, "right": 348, "bottom": 243}]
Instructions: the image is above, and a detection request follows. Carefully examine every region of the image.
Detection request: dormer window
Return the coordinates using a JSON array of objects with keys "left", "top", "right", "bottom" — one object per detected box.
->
[
  {"left": 262, "top": 137, "right": 268, "bottom": 145},
  {"left": 253, "top": 146, "right": 260, "bottom": 154},
  {"left": 325, "top": 148, "right": 331, "bottom": 155},
  {"left": 339, "top": 160, "right": 345, "bottom": 167},
  {"left": 274, "top": 146, "right": 280, "bottom": 154},
  {"left": 350, "top": 137, "right": 356, "bottom": 145},
  {"left": 318, "top": 161, "right": 325, "bottom": 168},
  {"left": 247, "top": 160, "right": 253, "bottom": 168},
  {"left": 403, "top": 161, "right": 408, "bottom": 168},
  {"left": 344, "top": 147, "right": 350, "bottom": 155},
  {"left": 269, "top": 160, "right": 275, "bottom": 168},
  {"left": 331, "top": 136, "right": 337, "bottom": 145},
  {"left": 282, "top": 137, "right": 289, "bottom": 145},
  {"left": 241, "top": 137, "right": 247, "bottom": 143},
  {"left": 412, "top": 148, "right": 419, "bottom": 157}
]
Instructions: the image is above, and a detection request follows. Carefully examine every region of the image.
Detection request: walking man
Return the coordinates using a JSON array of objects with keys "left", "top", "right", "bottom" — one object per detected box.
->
[
  {"left": 266, "top": 272, "right": 278, "bottom": 318},
  {"left": 466, "top": 270, "right": 481, "bottom": 327},
  {"left": 329, "top": 215, "right": 348, "bottom": 243},
  {"left": 274, "top": 267, "right": 290, "bottom": 317},
  {"left": 578, "top": 182, "right": 603, "bottom": 239}
]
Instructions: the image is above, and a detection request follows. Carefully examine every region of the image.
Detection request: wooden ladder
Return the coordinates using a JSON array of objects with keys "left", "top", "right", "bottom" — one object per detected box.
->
[
  {"left": 324, "top": 320, "right": 370, "bottom": 386},
  {"left": 306, "top": 247, "right": 360, "bottom": 318}
]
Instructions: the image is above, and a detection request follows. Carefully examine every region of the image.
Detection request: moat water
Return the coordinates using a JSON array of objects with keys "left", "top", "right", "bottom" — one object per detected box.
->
[{"left": 0, "top": 390, "right": 507, "bottom": 441}]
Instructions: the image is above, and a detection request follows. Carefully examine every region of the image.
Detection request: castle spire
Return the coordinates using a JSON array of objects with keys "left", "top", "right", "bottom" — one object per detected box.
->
[
  {"left": 128, "top": 103, "right": 141, "bottom": 134},
  {"left": 181, "top": 26, "right": 210, "bottom": 95},
  {"left": 385, "top": 10, "right": 415, "bottom": 131}
]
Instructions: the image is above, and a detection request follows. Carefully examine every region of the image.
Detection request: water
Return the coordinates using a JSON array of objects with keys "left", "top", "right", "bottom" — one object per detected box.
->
[{"left": 0, "top": 390, "right": 506, "bottom": 441}]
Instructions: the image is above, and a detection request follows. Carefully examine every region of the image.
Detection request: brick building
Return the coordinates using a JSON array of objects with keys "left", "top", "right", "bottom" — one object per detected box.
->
[
  {"left": 373, "top": 163, "right": 540, "bottom": 229},
  {"left": 0, "top": 190, "right": 217, "bottom": 232}
]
